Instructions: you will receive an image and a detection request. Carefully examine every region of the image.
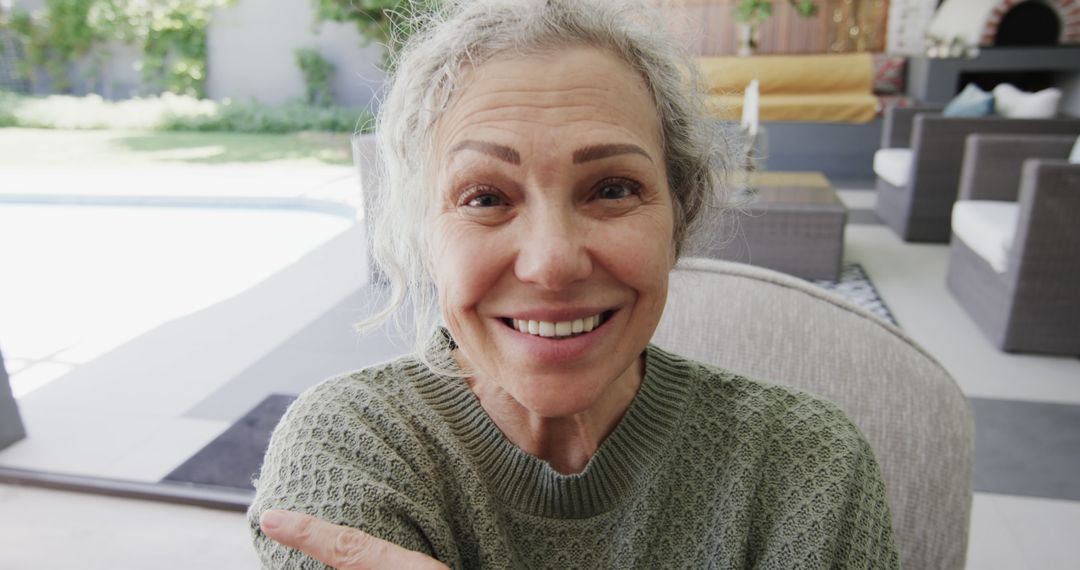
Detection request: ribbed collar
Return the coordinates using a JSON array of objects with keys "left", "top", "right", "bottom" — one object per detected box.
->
[{"left": 409, "top": 335, "right": 696, "bottom": 519}]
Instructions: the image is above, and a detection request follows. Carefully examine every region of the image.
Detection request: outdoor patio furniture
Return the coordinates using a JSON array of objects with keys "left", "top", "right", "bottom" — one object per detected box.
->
[
  {"left": 701, "top": 53, "right": 882, "bottom": 124},
  {"left": 874, "top": 105, "right": 1080, "bottom": 242},
  {"left": 0, "top": 346, "right": 27, "bottom": 451},
  {"left": 702, "top": 172, "right": 846, "bottom": 280},
  {"left": 654, "top": 258, "right": 974, "bottom": 570},
  {"left": 946, "top": 134, "right": 1080, "bottom": 355}
]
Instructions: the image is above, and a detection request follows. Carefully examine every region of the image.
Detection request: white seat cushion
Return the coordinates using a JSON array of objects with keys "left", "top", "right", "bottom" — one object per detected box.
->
[
  {"left": 874, "top": 148, "right": 912, "bottom": 188},
  {"left": 951, "top": 200, "right": 1020, "bottom": 273}
]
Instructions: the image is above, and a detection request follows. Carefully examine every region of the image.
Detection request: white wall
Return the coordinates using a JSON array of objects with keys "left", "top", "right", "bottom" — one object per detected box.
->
[
  {"left": 925, "top": 0, "right": 998, "bottom": 48},
  {"left": 887, "top": 0, "right": 939, "bottom": 55},
  {"left": 205, "top": 0, "right": 384, "bottom": 108}
]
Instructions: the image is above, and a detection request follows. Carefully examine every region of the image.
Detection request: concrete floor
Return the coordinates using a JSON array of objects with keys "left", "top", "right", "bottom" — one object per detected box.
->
[{"left": 0, "top": 484, "right": 258, "bottom": 570}]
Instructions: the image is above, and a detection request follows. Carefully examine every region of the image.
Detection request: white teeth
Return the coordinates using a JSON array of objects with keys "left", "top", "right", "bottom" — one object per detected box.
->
[
  {"left": 512, "top": 313, "right": 604, "bottom": 338},
  {"left": 539, "top": 321, "right": 555, "bottom": 337}
]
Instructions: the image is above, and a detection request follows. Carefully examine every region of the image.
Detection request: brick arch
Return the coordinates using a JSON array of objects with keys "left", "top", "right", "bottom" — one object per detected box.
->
[{"left": 979, "top": 0, "right": 1080, "bottom": 45}]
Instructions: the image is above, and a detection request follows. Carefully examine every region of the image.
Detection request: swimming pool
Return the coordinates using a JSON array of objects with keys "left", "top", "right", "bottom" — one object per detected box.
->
[{"left": 0, "top": 201, "right": 355, "bottom": 396}]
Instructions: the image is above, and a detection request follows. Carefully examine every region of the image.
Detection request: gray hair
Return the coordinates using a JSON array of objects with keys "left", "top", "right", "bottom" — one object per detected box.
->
[{"left": 361, "top": 0, "right": 734, "bottom": 364}]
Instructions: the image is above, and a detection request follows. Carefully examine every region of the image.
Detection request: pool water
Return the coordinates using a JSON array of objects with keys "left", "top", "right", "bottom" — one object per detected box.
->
[{"left": 0, "top": 202, "right": 353, "bottom": 396}]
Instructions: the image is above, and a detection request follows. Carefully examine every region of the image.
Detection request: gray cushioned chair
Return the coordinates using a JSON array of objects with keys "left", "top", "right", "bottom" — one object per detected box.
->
[
  {"left": 946, "top": 134, "right": 1080, "bottom": 355},
  {"left": 875, "top": 105, "right": 1080, "bottom": 242},
  {"left": 654, "top": 258, "right": 974, "bottom": 570}
]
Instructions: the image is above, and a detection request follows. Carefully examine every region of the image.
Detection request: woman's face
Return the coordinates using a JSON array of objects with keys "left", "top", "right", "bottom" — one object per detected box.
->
[{"left": 429, "top": 47, "right": 675, "bottom": 418}]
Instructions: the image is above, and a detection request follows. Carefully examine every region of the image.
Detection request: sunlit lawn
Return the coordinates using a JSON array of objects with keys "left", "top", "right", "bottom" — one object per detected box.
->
[{"left": 0, "top": 128, "right": 354, "bottom": 167}]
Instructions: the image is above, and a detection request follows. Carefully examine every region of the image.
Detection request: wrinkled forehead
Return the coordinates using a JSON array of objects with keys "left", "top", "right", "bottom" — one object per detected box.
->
[{"left": 428, "top": 46, "right": 664, "bottom": 171}]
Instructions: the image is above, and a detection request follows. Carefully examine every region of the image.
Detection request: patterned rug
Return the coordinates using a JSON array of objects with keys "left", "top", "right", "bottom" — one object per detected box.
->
[{"left": 812, "top": 262, "right": 898, "bottom": 326}]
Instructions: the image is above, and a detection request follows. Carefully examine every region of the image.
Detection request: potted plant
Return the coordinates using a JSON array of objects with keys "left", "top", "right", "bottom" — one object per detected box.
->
[{"left": 734, "top": 0, "right": 818, "bottom": 56}]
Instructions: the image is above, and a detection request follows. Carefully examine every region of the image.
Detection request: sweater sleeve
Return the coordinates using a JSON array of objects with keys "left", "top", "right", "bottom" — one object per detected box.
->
[
  {"left": 246, "top": 375, "right": 459, "bottom": 569},
  {"left": 748, "top": 394, "right": 901, "bottom": 570}
]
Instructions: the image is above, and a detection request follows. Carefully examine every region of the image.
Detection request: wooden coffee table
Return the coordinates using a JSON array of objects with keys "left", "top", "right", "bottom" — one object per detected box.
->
[{"left": 704, "top": 172, "right": 847, "bottom": 280}]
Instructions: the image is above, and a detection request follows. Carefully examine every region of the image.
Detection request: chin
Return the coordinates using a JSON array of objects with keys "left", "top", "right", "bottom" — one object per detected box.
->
[{"left": 511, "top": 369, "right": 619, "bottom": 418}]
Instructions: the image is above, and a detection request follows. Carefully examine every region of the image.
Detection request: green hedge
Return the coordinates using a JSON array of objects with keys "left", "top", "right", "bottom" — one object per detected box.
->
[
  {"left": 0, "top": 90, "right": 374, "bottom": 133},
  {"left": 0, "top": 91, "right": 18, "bottom": 127},
  {"left": 162, "top": 100, "right": 370, "bottom": 133}
]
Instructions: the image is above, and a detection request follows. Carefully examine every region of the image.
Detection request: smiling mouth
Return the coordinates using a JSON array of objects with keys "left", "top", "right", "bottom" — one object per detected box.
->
[{"left": 502, "top": 311, "right": 614, "bottom": 339}]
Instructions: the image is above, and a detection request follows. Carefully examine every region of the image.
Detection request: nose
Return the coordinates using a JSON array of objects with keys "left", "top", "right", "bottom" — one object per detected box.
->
[{"left": 513, "top": 204, "right": 593, "bottom": 290}]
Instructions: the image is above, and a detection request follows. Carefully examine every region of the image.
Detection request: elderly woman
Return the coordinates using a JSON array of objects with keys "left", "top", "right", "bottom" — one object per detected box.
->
[{"left": 249, "top": 0, "right": 899, "bottom": 568}]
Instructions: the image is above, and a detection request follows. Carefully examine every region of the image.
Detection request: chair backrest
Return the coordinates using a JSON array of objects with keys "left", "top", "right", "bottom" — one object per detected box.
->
[{"left": 653, "top": 258, "right": 973, "bottom": 570}]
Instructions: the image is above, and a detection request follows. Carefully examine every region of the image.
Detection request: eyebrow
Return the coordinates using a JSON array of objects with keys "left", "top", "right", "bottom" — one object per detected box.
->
[
  {"left": 449, "top": 140, "right": 521, "bottom": 165},
  {"left": 449, "top": 140, "right": 654, "bottom": 166},
  {"left": 573, "top": 143, "right": 653, "bottom": 164}
]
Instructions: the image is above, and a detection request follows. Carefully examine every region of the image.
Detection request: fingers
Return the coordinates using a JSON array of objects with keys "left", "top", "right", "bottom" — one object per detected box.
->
[{"left": 260, "top": 509, "right": 448, "bottom": 570}]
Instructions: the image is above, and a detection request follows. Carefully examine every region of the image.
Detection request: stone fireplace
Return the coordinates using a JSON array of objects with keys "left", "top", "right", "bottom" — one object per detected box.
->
[
  {"left": 928, "top": 0, "right": 1080, "bottom": 51},
  {"left": 982, "top": 0, "right": 1078, "bottom": 46},
  {"left": 906, "top": 0, "right": 1080, "bottom": 107}
]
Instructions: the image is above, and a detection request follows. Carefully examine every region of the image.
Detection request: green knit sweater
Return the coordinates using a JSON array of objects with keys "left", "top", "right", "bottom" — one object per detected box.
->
[{"left": 248, "top": 344, "right": 900, "bottom": 569}]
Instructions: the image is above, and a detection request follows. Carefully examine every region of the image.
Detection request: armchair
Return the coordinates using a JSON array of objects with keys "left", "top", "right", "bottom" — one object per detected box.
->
[
  {"left": 946, "top": 134, "right": 1080, "bottom": 355},
  {"left": 654, "top": 258, "right": 974, "bottom": 570},
  {"left": 873, "top": 105, "right": 1080, "bottom": 242}
]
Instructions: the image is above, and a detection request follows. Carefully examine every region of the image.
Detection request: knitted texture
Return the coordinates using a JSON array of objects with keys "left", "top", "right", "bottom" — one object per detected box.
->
[{"left": 249, "top": 344, "right": 900, "bottom": 569}]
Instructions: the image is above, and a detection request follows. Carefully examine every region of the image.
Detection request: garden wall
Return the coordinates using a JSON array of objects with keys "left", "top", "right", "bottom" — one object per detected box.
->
[
  {"left": 205, "top": 0, "right": 384, "bottom": 108},
  {"left": 6, "top": 0, "right": 384, "bottom": 108}
]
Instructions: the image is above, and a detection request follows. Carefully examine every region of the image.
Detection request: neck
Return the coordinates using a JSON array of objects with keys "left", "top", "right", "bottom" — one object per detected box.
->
[{"left": 464, "top": 355, "right": 644, "bottom": 475}]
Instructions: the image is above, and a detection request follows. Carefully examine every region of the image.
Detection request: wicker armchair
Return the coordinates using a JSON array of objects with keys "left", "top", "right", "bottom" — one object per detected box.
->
[
  {"left": 874, "top": 105, "right": 1080, "bottom": 242},
  {"left": 946, "top": 134, "right": 1080, "bottom": 355}
]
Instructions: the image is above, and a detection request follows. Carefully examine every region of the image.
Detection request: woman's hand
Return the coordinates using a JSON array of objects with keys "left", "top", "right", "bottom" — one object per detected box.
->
[{"left": 260, "top": 510, "right": 449, "bottom": 570}]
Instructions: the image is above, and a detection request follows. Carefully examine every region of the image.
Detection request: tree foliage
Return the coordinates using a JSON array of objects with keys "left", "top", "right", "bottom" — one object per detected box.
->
[
  {"left": 294, "top": 47, "right": 335, "bottom": 107},
  {"left": 310, "top": 0, "right": 440, "bottom": 69},
  {"left": 0, "top": 0, "right": 230, "bottom": 97},
  {"left": 3, "top": 0, "right": 104, "bottom": 93},
  {"left": 735, "top": 0, "right": 817, "bottom": 25},
  {"left": 90, "top": 0, "right": 229, "bottom": 97}
]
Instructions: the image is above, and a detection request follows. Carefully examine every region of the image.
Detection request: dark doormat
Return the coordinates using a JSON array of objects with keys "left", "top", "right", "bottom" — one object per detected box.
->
[
  {"left": 163, "top": 394, "right": 297, "bottom": 491},
  {"left": 971, "top": 397, "right": 1080, "bottom": 501}
]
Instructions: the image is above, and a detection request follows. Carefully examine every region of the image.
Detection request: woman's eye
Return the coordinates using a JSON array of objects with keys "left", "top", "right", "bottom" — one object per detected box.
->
[
  {"left": 596, "top": 179, "right": 639, "bottom": 200},
  {"left": 462, "top": 190, "right": 505, "bottom": 208}
]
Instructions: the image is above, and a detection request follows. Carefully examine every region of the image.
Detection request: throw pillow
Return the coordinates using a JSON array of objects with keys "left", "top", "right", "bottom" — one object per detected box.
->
[
  {"left": 1070, "top": 135, "right": 1080, "bottom": 164},
  {"left": 992, "top": 83, "right": 1062, "bottom": 118},
  {"left": 943, "top": 83, "right": 993, "bottom": 117},
  {"left": 872, "top": 54, "right": 906, "bottom": 95}
]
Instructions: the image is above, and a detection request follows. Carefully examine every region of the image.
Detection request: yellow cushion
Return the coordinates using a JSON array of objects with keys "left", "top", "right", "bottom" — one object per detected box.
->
[
  {"left": 707, "top": 93, "right": 878, "bottom": 123},
  {"left": 748, "top": 171, "right": 831, "bottom": 189},
  {"left": 699, "top": 53, "right": 874, "bottom": 95}
]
